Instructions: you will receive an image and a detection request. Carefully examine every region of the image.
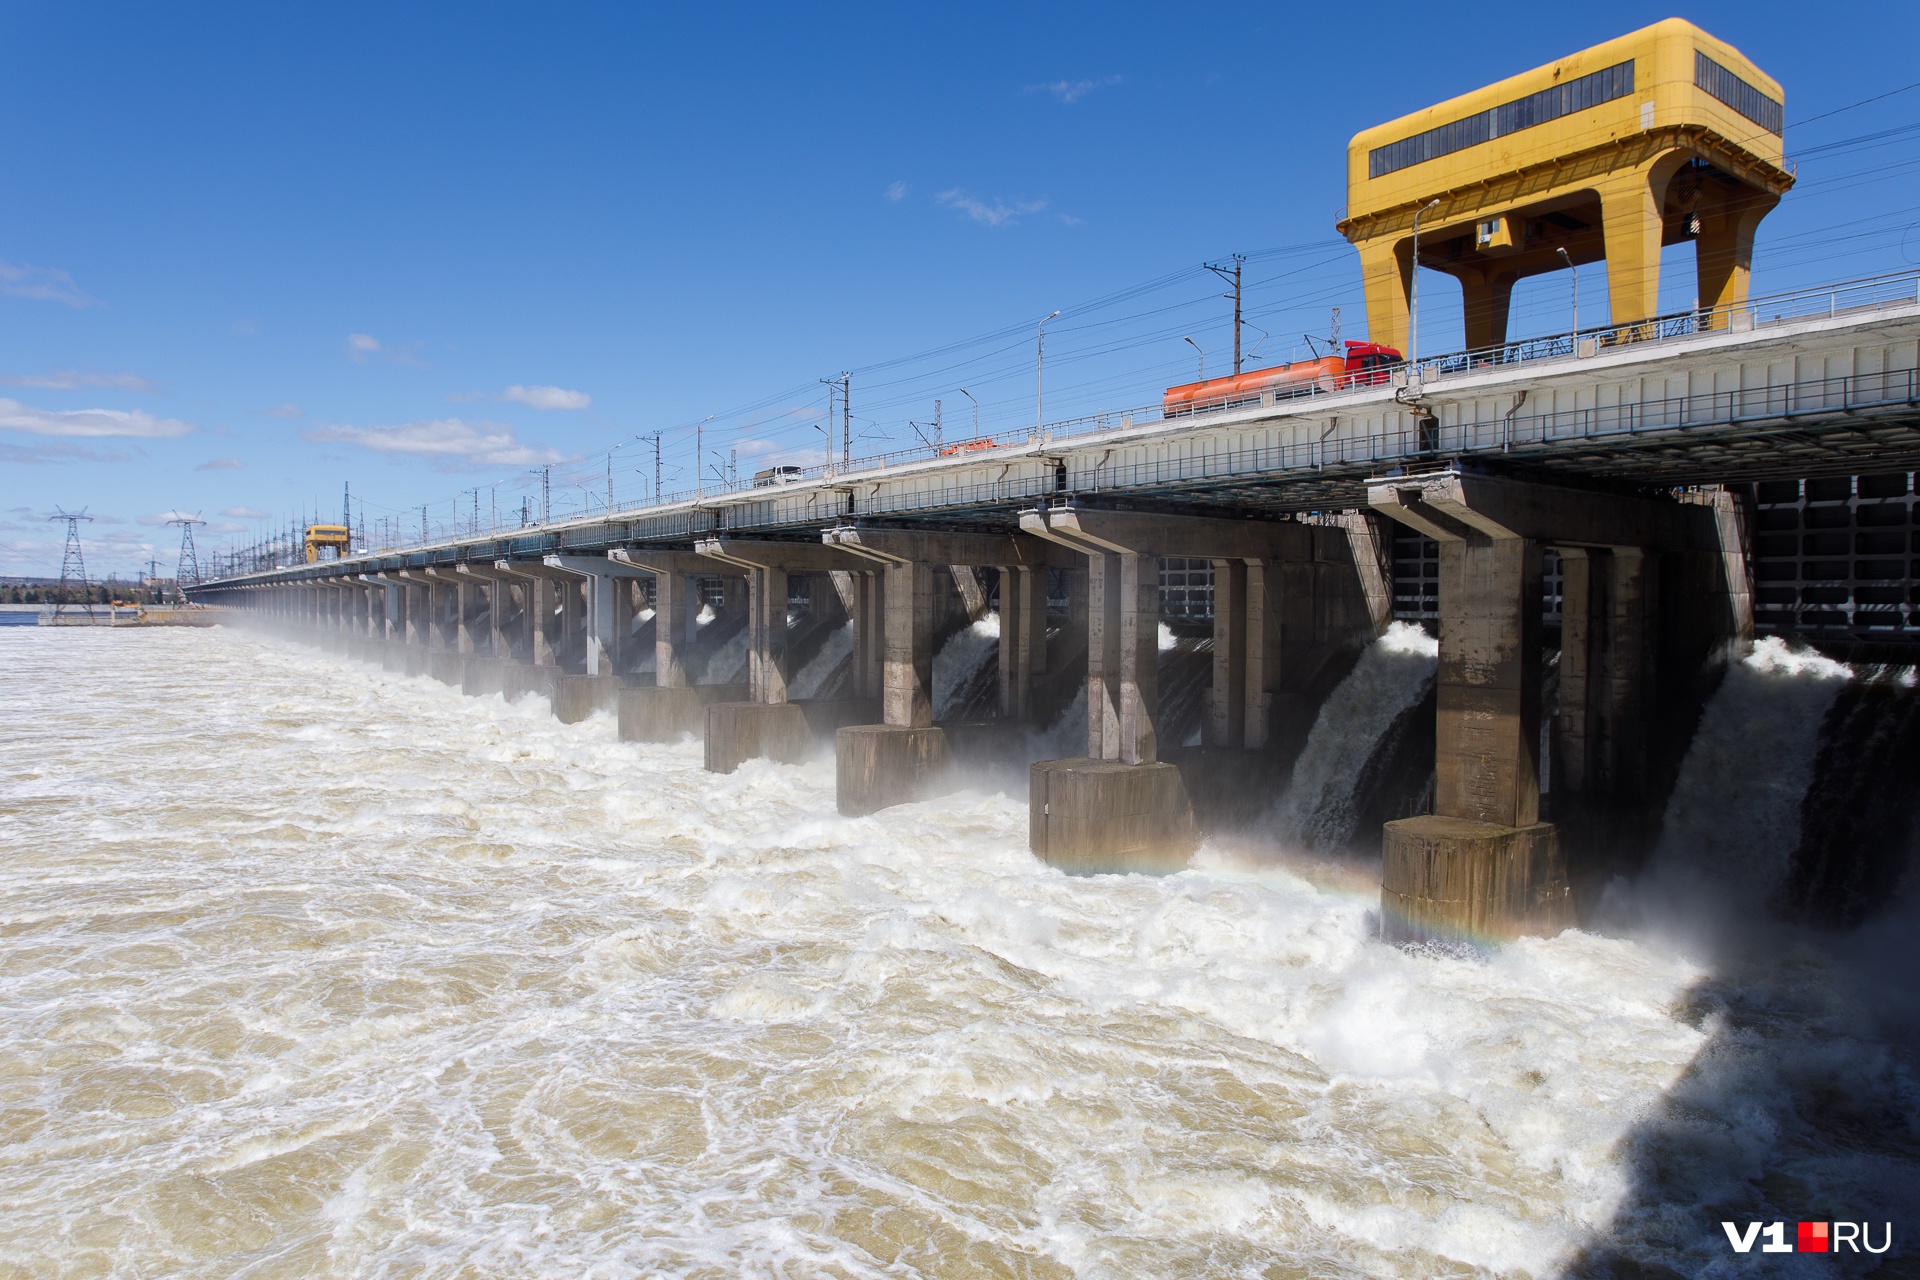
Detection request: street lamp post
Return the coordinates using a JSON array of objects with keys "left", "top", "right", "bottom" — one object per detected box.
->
[
  {"left": 1183, "top": 335, "right": 1204, "bottom": 380},
  {"left": 1556, "top": 247, "right": 1579, "bottom": 350},
  {"left": 1036, "top": 310, "right": 1061, "bottom": 437},
  {"left": 1408, "top": 197, "right": 1440, "bottom": 378},
  {"left": 956, "top": 387, "right": 978, "bottom": 440}
]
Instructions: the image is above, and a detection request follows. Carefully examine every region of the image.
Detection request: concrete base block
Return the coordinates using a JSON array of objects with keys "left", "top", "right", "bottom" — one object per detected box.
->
[
  {"left": 1380, "top": 816, "right": 1572, "bottom": 944},
  {"left": 553, "top": 673, "right": 625, "bottom": 724},
  {"left": 1029, "top": 758, "right": 1198, "bottom": 875},
  {"left": 427, "top": 650, "right": 465, "bottom": 686},
  {"left": 836, "top": 725, "right": 955, "bottom": 817},
  {"left": 502, "top": 664, "right": 557, "bottom": 704},
  {"left": 460, "top": 657, "right": 513, "bottom": 698},
  {"left": 618, "top": 684, "right": 748, "bottom": 743},
  {"left": 705, "top": 702, "right": 812, "bottom": 774}
]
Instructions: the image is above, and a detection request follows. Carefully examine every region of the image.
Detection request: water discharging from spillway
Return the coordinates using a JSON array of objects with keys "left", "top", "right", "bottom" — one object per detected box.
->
[
  {"left": 2, "top": 626, "right": 1912, "bottom": 1277},
  {"left": 1271, "top": 621, "right": 1439, "bottom": 853},
  {"left": 934, "top": 615, "right": 1000, "bottom": 720}
]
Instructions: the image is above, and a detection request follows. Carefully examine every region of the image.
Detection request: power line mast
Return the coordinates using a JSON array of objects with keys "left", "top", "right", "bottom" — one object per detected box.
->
[
  {"left": 1205, "top": 254, "right": 1247, "bottom": 375},
  {"left": 47, "top": 508, "right": 94, "bottom": 620},
  {"left": 169, "top": 514, "right": 206, "bottom": 602}
]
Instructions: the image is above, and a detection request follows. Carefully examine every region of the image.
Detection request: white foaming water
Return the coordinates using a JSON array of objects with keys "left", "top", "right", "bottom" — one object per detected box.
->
[
  {"left": 1272, "top": 622, "right": 1439, "bottom": 852},
  {"left": 790, "top": 621, "right": 852, "bottom": 699},
  {"left": 1647, "top": 637, "right": 1852, "bottom": 905},
  {"left": 934, "top": 615, "right": 1000, "bottom": 720},
  {"left": 0, "top": 627, "right": 1836, "bottom": 1277}
]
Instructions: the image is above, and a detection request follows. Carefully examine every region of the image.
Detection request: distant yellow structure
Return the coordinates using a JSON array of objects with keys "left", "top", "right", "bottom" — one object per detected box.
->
[
  {"left": 304, "top": 524, "right": 350, "bottom": 562},
  {"left": 1338, "top": 18, "right": 1793, "bottom": 352}
]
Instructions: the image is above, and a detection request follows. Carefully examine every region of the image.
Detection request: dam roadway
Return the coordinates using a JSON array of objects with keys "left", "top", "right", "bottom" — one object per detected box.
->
[{"left": 194, "top": 270, "right": 1920, "bottom": 943}]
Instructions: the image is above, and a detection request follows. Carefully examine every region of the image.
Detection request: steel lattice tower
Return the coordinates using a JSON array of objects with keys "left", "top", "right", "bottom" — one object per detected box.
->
[
  {"left": 169, "top": 515, "right": 205, "bottom": 601},
  {"left": 47, "top": 508, "right": 94, "bottom": 619}
]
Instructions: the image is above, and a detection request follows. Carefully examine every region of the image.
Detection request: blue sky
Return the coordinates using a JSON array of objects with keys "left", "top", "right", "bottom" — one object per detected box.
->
[{"left": 4, "top": 1, "right": 1919, "bottom": 579}]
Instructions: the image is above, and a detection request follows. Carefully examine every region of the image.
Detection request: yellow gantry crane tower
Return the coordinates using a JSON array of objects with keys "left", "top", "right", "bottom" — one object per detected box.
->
[{"left": 1338, "top": 18, "right": 1793, "bottom": 354}]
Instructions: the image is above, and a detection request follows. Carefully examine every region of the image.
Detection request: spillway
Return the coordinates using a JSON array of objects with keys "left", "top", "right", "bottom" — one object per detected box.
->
[{"left": 2, "top": 626, "right": 1912, "bottom": 1277}]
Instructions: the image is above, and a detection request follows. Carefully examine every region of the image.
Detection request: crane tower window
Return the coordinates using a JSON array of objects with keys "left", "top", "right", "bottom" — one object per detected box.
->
[
  {"left": 1369, "top": 61, "right": 1635, "bottom": 178},
  {"left": 1694, "top": 51, "right": 1782, "bottom": 134}
]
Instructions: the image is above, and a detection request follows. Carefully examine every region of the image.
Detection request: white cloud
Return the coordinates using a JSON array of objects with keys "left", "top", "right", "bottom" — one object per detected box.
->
[
  {"left": 936, "top": 189, "right": 1049, "bottom": 227},
  {"left": 503, "top": 384, "right": 591, "bottom": 411},
  {"left": 0, "top": 398, "right": 192, "bottom": 439},
  {"left": 304, "top": 418, "right": 573, "bottom": 470},
  {"left": 1025, "top": 75, "right": 1123, "bottom": 104},
  {"left": 196, "top": 457, "right": 245, "bottom": 471},
  {"left": 1, "top": 369, "right": 155, "bottom": 392},
  {"left": 885, "top": 180, "right": 908, "bottom": 202},
  {"left": 0, "top": 441, "right": 132, "bottom": 465},
  {"left": 346, "top": 333, "right": 381, "bottom": 362},
  {"left": 265, "top": 403, "right": 303, "bottom": 419},
  {"left": 209, "top": 521, "right": 247, "bottom": 534},
  {"left": 0, "top": 259, "right": 100, "bottom": 308},
  {"left": 221, "top": 506, "right": 268, "bottom": 519}
]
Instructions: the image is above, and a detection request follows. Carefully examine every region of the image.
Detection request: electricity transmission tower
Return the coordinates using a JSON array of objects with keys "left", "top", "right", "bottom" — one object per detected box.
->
[
  {"left": 48, "top": 508, "right": 94, "bottom": 619},
  {"left": 169, "top": 514, "right": 205, "bottom": 602}
]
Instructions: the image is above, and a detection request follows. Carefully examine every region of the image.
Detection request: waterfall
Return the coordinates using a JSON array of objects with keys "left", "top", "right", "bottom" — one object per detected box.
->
[
  {"left": 789, "top": 622, "right": 852, "bottom": 700},
  {"left": 934, "top": 614, "right": 1000, "bottom": 721},
  {"left": 706, "top": 625, "right": 750, "bottom": 686},
  {"left": 631, "top": 608, "right": 657, "bottom": 676},
  {"left": 1648, "top": 637, "right": 1852, "bottom": 904},
  {"left": 1271, "top": 622, "right": 1439, "bottom": 852},
  {"left": 1028, "top": 683, "right": 1088, "bottom": 759}
]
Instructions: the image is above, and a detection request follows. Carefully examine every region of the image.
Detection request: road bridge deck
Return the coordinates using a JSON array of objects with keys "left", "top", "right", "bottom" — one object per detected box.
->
[{"left": 196, "top": 272, "right": 1920, "bottom": 595}]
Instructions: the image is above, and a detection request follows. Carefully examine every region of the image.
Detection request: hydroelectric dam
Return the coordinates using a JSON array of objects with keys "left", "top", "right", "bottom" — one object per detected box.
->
[{"left": 194, "top": 267, "right": 1920, "bottom": 943}]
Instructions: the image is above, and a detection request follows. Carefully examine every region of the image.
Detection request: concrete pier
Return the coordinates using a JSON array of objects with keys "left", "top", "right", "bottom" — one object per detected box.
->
[
  {"left": 822, "top": 526, "right": 1066, "bottom": 816},
  {"left": 1367, "top": 469, "right": 1735, "bottom": 941},
  {"left": 1018, "top": 506, "right": 1382, "bottom": 873},
  {"left": 552, "top": 672, "right": 625, "bottom": 724},
  {"left": 618, "top": 683, "right": 748, "bottom": 743},
  {"left": 704, "top": 702, "right": 812, "bottom": 774},
  {"left": 1029, "top": 758, "right": 1196, "bottom": 874}
]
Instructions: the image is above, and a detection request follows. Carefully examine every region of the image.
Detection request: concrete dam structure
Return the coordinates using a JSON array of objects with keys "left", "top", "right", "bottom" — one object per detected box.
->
[{"left": 195, "top": 273, "right": 1920, "bottom": 944}]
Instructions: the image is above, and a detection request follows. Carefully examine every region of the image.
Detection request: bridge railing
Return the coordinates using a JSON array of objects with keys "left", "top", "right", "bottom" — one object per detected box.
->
[
  {"left": 808, "top": 364, "right": 1920, "bottom": 519},
  {"left": 1401, "top": 269, "right": 1920, "bottom": 385},
  {"left": 201, "top": 269, "right": 1920, "bottom": 579}
]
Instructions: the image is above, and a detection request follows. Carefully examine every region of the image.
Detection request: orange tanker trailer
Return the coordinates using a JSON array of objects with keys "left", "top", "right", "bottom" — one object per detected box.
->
[{"left": 1162, "top": 340, "right": 1402, "bottom": 417}]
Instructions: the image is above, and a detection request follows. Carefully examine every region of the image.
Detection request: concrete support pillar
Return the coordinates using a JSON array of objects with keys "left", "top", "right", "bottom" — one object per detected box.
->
[
  {"left": 488, "top": 579, "right": 508, "bottom": 657},
  {"left": 997, "top": 564, "right": 1047, "bottom": 720},
  {"left": 882, "top": 560, "right": 932, "bottom": 727},
  {"left": 1209, "top": 558, "right": 1249, "bottom": 748},
  {"left": 406, "top": 582, "right": 427, "bottom": 647},
  {"left": 456, "top": 580, "right": 481, "bottom": 654},
  {"left": 1435, "top": 536, "right": 1544, "bottom": 827},
  {"left": 654, "top": 570, "right": 689, "bottom": 688},
  {"left": 529, "top": 576, "right": 556, "bottom": 666},
  {"left": 749, "top": 565, "right": 790, "bottom": 704},
  {"left": 1085, "top": 552, "right": 1159, "bottom": 764},
  {"left": 1365, "top": 470, "right": 1715, "bottom": 941}
]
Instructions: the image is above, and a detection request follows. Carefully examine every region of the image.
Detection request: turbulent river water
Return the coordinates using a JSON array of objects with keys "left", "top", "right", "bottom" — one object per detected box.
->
[{"left": 1, "top": 627, "right": 1913, "bottom": 1278}]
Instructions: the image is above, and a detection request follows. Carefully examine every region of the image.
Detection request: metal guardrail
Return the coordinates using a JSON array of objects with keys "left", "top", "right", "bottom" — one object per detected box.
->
[{"left": 209, "top": 268, "right": 1920, "bottom": 580}]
